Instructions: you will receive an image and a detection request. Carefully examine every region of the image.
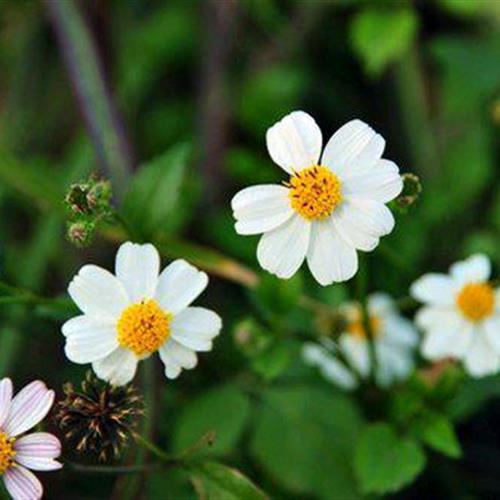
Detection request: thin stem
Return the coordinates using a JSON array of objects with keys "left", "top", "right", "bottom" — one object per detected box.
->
[
  {"left": 356, "top": 257, "right": 378, "bottom": 384},
  {"left": 135, "top": 434, "right": 172, "bottom": 463},
  {"left": 44, "top": 0, "right": 133, "bottom": 200},
  {"left": 68, "top": 462, "right": 167, "bottom": 475}
]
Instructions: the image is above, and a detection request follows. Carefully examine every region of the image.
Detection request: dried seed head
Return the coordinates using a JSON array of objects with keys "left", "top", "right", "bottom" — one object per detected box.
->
[{"left": 53, "top": 372, "right": 143, "bottom": 462}]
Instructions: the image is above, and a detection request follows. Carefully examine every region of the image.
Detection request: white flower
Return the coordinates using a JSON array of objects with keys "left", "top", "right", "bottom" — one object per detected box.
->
[
  {"left": 303, "top": 293, "right": 418, "bottom": 389},
  {"left": 411, "top": 254, "right": 500, "bottom": 377},
  {"left": 231, "top": 111, "right": 403, "bottom": 285},
  {"left": 62, "top": 242, "right": 222, "bottom": 385},
  {"left": 0, "top": 378, "right": 62, "bottom": 500}
]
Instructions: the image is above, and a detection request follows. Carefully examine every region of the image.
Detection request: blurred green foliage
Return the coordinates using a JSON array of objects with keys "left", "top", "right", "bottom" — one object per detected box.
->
[{"left": 0, "top": 0, "right": 499, "bottom": 498}]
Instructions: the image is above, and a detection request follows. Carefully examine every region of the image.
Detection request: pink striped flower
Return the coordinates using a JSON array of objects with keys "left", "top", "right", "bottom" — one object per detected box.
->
[{"left": 0, "top": 379, "right": 62, "bottom": 500}]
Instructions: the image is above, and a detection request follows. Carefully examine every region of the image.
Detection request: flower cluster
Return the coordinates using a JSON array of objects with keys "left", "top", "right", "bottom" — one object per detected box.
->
[{"left": 3, "top": 109, "right": 498, "bottom": 499}]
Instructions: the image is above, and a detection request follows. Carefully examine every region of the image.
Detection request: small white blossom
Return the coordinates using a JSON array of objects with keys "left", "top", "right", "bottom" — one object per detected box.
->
[
  {"left": 62, "top": 242, "right": 222, "bottom": 385},
  {"left": 231, "top": 111, "right": 403, "bottom": 285},
  {"left": 411, "top": 254, "right": 500, "bottom": 377}
]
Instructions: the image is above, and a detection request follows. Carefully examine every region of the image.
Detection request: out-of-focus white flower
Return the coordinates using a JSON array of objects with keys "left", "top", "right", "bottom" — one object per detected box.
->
[
  {"left": 303, "top": 293, "right": 418, "bottom": 389},
  {"left": 231, "top": 111, "right": 403, "bottom": 285},
  {"left": 411, "top": 254, "right": 500, "bottom": 377},
  {"left": 0, "top": 378, "right": 62, "bottom": 500},
  {"left": 62, "top": 242, "right": 222, "bottom": 385}
]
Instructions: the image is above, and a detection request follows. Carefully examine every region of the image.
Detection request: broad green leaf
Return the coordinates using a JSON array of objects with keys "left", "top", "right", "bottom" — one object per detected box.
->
[
  {"left": 251, "top": 385, "right": 363, "bottom": 498},
  {"left": 350, "top": 8, "right": 419, "bottom": 77},
  {"left": 354, "top": 423, "right": 426, "bottom": 494},
  {"left": 447, "top": 373, "right": 500, "bottom": 422},
  {"left": 122, "top": 143, "right": 190, "bottom": 238},
  {"left": 413, "top": 412, "right": 462, "bottom": 458},
  {"left": 237, "top": 65, "right": 307, "bottom": 138},
  {"left": 251, "top": 273, "right": 303, "bottom": 318},
  {"left": 189, "top": 462, "right": 268, "bottom": 500},
  {"left": 251, "top": 341, "right": 293, "bottom": 380},
  {"left": 173, "top": 385, "right": 251, "bottom": 457}
]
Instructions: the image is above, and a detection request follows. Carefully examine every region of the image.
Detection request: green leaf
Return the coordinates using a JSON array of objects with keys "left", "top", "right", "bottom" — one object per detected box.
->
[
  {"left": 189, "top": 462, "right": 268, "bottom": 500},
  {"left": 447, "top": 373, "right": 500, "bottom": 422},
  {"left": 413, "top": 412, "right": 461, "bottom": 458},
  {"left": 251, "top": 273, "right": 303, "bottom": 317},
  {"left": 251, "top": 341, "right": 293, "bottom": 381},
  {"left": 237, "top": 65, "right": 307, "bottom": 138},
  {"left": 173, "top": 385, "right": 251, "bottom": 457},
  {"left": 122, "top": 143, "right": 190, "bottom": 238},
  {"left": 350, "top": 8, "right": 419, "bottom": 77},
  {"left": 251, "top": 385, "right": 363, "bottom": 498},
  {"left": 354, "top": 423, "right": 426, "bottom": 495}
]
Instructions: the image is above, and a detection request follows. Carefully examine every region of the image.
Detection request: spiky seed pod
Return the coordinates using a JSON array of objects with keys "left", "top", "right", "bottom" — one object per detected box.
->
[{"left": 54, "top": 372, "right": 144, "bottom": 462}]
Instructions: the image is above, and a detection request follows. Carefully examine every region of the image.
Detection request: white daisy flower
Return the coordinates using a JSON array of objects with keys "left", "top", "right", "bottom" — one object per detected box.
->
[
  {"left": 0, "top": 378, "right": 62, "bottom": 500},
  {"left": 411, "top": 254, "right": 500, "bottom": 377},
  {"left": 231, "top": 111, "right": 403, "bottom": 285},
  {"left": 303, "top": 293, "right": 418, "bottom": 389},
  {"left": 62, "top": 242, "right": 222, "bottom": 385}
]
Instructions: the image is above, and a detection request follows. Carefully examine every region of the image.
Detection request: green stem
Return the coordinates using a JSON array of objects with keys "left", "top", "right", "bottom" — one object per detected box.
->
[
  {"left": 68, "top": 462, "right": 166, "bottom": 475},
  {"left": 44, "top": 0, "right": 133, "bottom": 200},
  {"left": 356, "top": 256, "right": 378, "bottom": 385},
  {"left": 135, "top": 434, "right": 173, "bottom": 463}
]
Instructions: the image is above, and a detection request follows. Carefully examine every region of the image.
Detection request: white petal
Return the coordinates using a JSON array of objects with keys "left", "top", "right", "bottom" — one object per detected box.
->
[
  {"left": 367, "top": 293, "right": 394, "bottom": 316},
  {"left": 464, "top": 330, "right": 500, "bottom": 377},
  {"left": 382, "top": 316, "right": 419, "bottom": 348},
  {"left": 321, "top": 120, "right": 385, "bottom": 178},
  {"left": 14, "top": 433, "right": 62, "bottom": 471},
  {"left": 231, "top": 185, "right": 294, "bottom": 235},
  {"left": 92, "top": 348, "right": 138, "bottom": 386},
  {"left": 342, "top": 159, "right": 403, "bottom": 203},
  {"left": 257, "top": 214, "right": 310, "bottom": 279},
  {"left": 339, "top": 335, "right": 370, "bottom": 378},
  {"left": 415, "top": 306, "right": 457, "bottom": 330},
  {"left": 68, "top": 265, "right": 129, "bottom": 318},
  {"left": 376, "top": 343, "right": 413, "bottom": 387},
  {"left": 410, "top": 274, "right": 457, "bottom": 306},
  {"left": 483, "top": 316, "right": 500, "bottom": 352},
  {"left": 306, "top": 218, "right": 358, "bottom": 285},
  {"left": 302, "top": 343, "right": 357, "bottom": 390},
  {"left": 159, "top": 340, "right": 198, "bottom": 379},
  {"left": 115, "top": 242, "right": 160, "bottom": 302},
  {"left": 4, "top": 465, "right": 43, "bottom": 500},
  {"left": 266, "top": 111, "right": 322, "bottom": 174},
  {"left": 0, "top": 378, "right": 13, "bottom": 428},
  {"left": 155, "top": 260, "right": 208, "bottom": 315},
  {"left": 421, "top": 319, "right": 473, "bottom": 360},
  {"left": 62, "top": 315, "right": 118, "bottom": 364},
  {"left": 171, "top": 307, "right": 222, "bottom": 351},
  {"left": 332, "top": 198, "right": 394, "bottom": 251},
  {"left": 450, "top": 254, "right": 491, "bottom": 285},
  {"left": 4, "top": 382, "right": 54, "bottom": 437}
]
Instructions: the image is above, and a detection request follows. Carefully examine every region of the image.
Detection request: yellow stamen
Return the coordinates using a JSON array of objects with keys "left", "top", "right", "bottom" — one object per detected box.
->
[
  {"left": 0, "top": 433, "right": 16, "bottom": 475},
  {"left": 117, "top": 299, "right": 172, "bottom": 356},
  {"left": 347, "top": 315, "right": 381, "bottom": 340},
  {"left": 456, "top": 282, "right": 495, "bottom": 322},
  {"left": 288, "top": 165, "right": 342, "bottom": 220}
]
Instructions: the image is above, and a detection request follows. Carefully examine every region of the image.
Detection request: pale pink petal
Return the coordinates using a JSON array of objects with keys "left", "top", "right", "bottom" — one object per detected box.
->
[
  {"left": 14, "top": 433, "right": 62, "bottom": 471},
  {"left": 4, "top": 382, "right": 54, "bottom": 437},
  {"left": 0, "top": 378, "right": 13, "bottom": 428},
  {"left": 3, "top": 465, "right": 43, "bottom": 500}
]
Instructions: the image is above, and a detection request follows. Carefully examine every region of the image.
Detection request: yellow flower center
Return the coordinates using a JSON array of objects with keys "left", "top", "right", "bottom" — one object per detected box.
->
[
  {"left": 0, "top": 433, "right": 16, "bottom": 475},
  {"left": 456, "top": 282, "right": 495, "bottom": 322},
  {"left": 347, "top": 315, "right": 381, "bottom": 340},
  {"left": 117, "top": 299, "right": 172, "bottom": 357},
  {"left": 288, "top": 165, "right": 343, "bottom": 220}
]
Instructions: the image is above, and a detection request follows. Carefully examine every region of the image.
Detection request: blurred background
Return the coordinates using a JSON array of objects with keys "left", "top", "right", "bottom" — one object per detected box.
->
[{"left": 0, "top": 0, "right": 500, "bottom": 498}]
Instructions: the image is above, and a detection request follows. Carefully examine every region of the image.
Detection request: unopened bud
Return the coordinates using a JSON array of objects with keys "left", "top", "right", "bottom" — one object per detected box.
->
[
  {"left": 395, "top": 173, "right": 422, "bottom": 211},
  {"left": 67, "top": 221, "right": 94, "bottom": 248}
]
